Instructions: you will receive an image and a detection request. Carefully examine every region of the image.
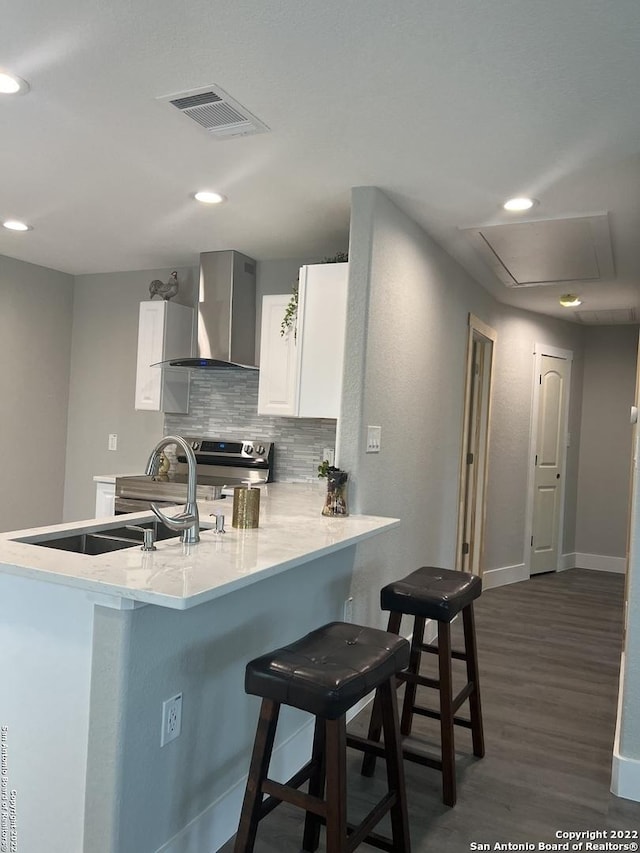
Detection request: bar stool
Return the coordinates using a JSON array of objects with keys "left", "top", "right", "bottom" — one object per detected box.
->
[
  {"left": 362, "top": 566, "right": 484, "bottom": 807},
  {"left": 234, "top": 621, "right": 411, "bottom": 853}
]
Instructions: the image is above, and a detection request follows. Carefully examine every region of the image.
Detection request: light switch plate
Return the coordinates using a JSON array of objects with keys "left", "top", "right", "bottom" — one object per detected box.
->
[
  {"left": 366, "top": 426, "right": 381, "bottom": 453},
  {"left": 108, "top": 433, "right": 118, "bottom": 451}
]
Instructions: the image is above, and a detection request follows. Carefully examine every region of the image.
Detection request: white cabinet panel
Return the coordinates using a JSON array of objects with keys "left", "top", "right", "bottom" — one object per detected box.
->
[
  {"left": 257, "top": 295, "right": 299, "bottom": 416},
  {"left": 297, "top": 263, "right": 348, "bottom": 419},
  {"left": 258, "top": 263, "right": 348, "bottom": 419},
  {"left": 95, "top": 480, "right": 115, "bottom": 517},
  {"left": 135, "top": 300, "right": 193, "bottom": 413}
]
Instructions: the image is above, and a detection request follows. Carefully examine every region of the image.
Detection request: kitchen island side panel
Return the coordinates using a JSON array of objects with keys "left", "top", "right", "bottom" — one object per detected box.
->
[
  {"left": 0, "top": 573, "right": 94, "bottom": 853},
  {"left": 85, "top": 547, "right": 355, "bottom": 853}
]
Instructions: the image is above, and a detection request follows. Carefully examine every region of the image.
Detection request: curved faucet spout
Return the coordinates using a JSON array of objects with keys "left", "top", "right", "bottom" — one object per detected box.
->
[{"left": 145, "top": 435, "right": 200, "bottom": 544}]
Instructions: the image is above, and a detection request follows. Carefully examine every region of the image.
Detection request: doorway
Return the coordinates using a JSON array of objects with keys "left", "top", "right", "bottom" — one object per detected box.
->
[
  {"left": 525, "top": 345, "right": 572, "bottom": 576},
  {"left": 456, "top": 315, "right": 496, "bottom": 575}
]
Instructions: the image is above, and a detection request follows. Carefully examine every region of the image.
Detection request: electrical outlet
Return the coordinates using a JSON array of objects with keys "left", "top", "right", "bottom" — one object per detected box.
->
[
  {"left": 323, "top": 447, "right": 335, "bottom": 466},
  {"left": 108, "top": 433, "right": 118, "bottom": 451},
  {"left": 161, "top": 693, "right": 182, "bottom": 747},
  {"left": 366, "top": 426, "right": 381, "bottom": 453},
  {"left": 343, "top": 596, "right": 354, "bottom": 623}
]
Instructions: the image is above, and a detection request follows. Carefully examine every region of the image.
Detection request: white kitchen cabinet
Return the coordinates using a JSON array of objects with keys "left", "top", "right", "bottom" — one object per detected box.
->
[
  {"left": 135, "top": 300, "right": 193, "bottom": 413},
  {"left": 258, "top": 262, "right": 348, "bottom": 418},
  {"left": 94, "top": 477, "right": 115, "bottom": 517}
]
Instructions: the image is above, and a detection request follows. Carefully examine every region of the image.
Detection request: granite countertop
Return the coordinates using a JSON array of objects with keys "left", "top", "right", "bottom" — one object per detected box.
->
[{"left": 0, "top": 484, "right": 399, "bottom": 610}]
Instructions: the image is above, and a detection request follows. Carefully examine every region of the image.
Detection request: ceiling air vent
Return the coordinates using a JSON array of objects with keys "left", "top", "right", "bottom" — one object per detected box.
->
[{"left": 158, "top": 85, "right": 269, "bottom": 139}]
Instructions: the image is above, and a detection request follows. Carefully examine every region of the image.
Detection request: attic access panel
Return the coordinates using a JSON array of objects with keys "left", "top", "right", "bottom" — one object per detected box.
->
[{"left": 462, "top": 214, "right": 614, "bottom": 287}]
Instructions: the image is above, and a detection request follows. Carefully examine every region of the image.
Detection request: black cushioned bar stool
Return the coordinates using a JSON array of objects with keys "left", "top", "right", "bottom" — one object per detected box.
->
[
  {"left": 362, "top": 566, "right": 484, "bottom": 807},
  {"left": 234, "top": 621, "right": 411, "bottom": 853}
]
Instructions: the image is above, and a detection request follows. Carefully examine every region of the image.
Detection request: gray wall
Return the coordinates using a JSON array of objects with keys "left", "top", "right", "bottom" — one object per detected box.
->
[
  {"left": 485, "top": 306, "right": 585, "bottom": 567},
  {"left": 0, "top": 255, "right": 74, "bottom": 532},
  {"left": 575, "top": 325, "right": 639, "bottom": 558},
  {"left": 337, "top": 187, "right": 588, "bottom": 631},
  {"left": 62, "top": 266, "right": 197, "bottom": 522}
]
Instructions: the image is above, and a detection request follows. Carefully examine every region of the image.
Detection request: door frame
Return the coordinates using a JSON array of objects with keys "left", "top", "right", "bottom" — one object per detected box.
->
[
  {"left": 455, "top": 314, "right": 497, "bottom": 575},
  {"left": 524, "top": 343, "right": 573, "bottom": 577}
]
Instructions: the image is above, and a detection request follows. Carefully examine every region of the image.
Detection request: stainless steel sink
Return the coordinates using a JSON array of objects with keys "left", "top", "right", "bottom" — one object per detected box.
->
[
  {"left": 21, "top": 520, "right": 179, "bottom": 554},
  {"left": 31, "top": 532, "right": 143, "bottom": 555}
]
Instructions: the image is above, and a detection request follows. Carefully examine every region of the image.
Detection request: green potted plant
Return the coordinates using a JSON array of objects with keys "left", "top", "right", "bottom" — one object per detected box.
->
[{"left": 318, "top": 459, "right": 349, "bottom": 517}]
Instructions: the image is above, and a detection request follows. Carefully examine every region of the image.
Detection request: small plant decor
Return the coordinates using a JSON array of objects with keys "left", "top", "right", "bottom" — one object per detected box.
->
[
  {"left": 318, "top": 459, "right": 331, "bottom": 478},
  {"left": 280, "top": 251, "right": 348, "bottom": 337}
]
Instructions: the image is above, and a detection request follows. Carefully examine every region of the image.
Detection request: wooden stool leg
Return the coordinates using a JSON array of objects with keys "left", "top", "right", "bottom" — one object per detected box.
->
[
  {"left": 324, "top": 717, "right": 348, "bottom": 853},
  {"left": 379, "top": 677, "right": 412, "bottom": 853},
  {"left": 400, "top": 615, "right": 426, "bottom": 736},
  {"left": 302, "top": 716, "right": 326, "bottom": 852},
  {"left": 438, "top": 621, "right": 456, "bottom": 807},
  {"left": 361, "top": 611, "right": 403, "bottom": 777},
  {"left": 234, "top": 699, "right": 280, "bottom": 853},
  {"left": 463, "top": 604, "right": 485, "bottom": 758}
]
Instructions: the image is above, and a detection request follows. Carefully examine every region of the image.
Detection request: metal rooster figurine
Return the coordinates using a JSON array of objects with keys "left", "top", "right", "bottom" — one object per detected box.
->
[{"left": 149, "top": 270, "right": 179, "bottom": 301}]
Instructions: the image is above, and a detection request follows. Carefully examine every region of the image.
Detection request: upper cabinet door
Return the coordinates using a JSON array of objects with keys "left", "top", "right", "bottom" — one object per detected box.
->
[
  {"left": 257, "top": 294, "right": 299, "bottom": 416},
  {"left": 296, "top": 263, "right": 348, "bottom": 419},
  {"left": 135, "top": 300, "right": 194, "bottom": 413},
  {"left": 257, "top": 263, "right": 348, "bottom": 419}
]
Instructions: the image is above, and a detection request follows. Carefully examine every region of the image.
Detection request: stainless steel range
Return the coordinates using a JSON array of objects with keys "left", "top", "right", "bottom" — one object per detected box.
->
[{"left": 114, "top": 436, "right": 274, "bottom": 515}]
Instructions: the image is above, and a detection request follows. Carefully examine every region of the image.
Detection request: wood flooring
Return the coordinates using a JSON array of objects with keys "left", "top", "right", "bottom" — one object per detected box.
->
[{"left": 220, "top": 569, "right": 640, "bottom": 852}]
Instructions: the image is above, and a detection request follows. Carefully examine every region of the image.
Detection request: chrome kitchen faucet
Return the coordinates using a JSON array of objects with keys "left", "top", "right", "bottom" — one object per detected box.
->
[{"left": 145, "top": 435, "right": 200, "bottom": 544}]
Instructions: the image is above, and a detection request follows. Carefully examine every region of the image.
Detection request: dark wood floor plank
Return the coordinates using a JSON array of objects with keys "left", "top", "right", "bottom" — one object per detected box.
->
[{"left": 221, "top": 569, "right": 640, "bottom": 852}]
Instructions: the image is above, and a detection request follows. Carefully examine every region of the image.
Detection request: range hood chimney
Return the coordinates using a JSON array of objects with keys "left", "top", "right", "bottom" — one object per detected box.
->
[{"left": 158, "top": 250, "right": 258, "bottom": 369}]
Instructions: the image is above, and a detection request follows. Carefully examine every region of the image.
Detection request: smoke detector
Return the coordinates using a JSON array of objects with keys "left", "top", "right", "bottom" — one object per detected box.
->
[{"left": 158, "top": 84, "right": 269, "bottom": 139}]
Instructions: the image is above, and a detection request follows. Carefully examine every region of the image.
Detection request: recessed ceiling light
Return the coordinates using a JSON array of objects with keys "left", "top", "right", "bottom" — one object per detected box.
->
[
  {"left": 3, "top": 219, "right": 32, "bottom": 232},
  {"left": 559, "top": 294, "right": 582, "bottom": 308},
  {"left": 194, "top": 191, "right": 226, "bottom": 205},
  {"left": 503, "top": 197, "right": 535, "bottom": 212},
  {"left": 0, "top": 71, "right": 30, "bottom": 95}
]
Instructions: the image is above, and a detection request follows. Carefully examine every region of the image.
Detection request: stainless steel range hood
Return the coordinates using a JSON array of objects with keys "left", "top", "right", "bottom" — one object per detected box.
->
[{"left": 155, "top": 250, "right": 258, "bottom": 370}]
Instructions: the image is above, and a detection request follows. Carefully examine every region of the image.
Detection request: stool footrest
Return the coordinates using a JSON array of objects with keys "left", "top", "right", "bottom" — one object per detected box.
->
[
  {"left": 418, "top": 642, "right": 467, "bottom": 661},
  {"left": 262, "top": 778, "right": 326, "bottom": 818},
  {"left": 398, "top": 670, "right": 439, "bottom": 690},
  {"left": 347, "top": 733, "right": 387, "bottom": 757},
  {"left": 412, "top": 704, "right": 474, "bottom": 729},
  {"left": 347, "top": 792, "right": 397, "bottom": 852},
  {"left": 256, "top": 759, "right": 316, "bottom": 821},
  {"left": 399, "top": 673, "right": 476, "bottom": 715},
  {"left": 315, "top": 816, "right": 397, "bottom": 853},
  {"left": 348, "top": 732, "right": 443, "bottom": 772}
]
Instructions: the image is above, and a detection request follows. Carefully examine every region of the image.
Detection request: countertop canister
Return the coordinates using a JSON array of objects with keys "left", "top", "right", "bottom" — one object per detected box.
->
[{"left": 232, "top": 486, "right": 261, "bottom": 528}]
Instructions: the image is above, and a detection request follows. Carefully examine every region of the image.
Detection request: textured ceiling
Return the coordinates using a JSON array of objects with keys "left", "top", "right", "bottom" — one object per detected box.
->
[{"left": 1, "top": 0, "right": 640, "bottom": 322}]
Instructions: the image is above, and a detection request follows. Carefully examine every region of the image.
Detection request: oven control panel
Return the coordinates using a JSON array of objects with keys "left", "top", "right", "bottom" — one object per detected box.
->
[{"left": 184, "top": 437, "right": 272, "bottom": 461}]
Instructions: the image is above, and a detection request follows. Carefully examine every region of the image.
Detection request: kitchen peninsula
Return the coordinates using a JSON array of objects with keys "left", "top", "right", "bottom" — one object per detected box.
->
[{"left": 0, "top": 484, "right": 399, "bottom": 853}]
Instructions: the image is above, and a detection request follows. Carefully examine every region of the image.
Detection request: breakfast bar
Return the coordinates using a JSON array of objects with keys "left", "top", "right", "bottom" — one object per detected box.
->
[{"left": 0, "top": 484, "right": 399, "bottom": 853}]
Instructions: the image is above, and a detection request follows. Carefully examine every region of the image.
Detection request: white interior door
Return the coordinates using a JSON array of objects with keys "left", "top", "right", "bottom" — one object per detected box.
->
[{"left": 530, "top": 352, "right": 571, "bottom": 575}]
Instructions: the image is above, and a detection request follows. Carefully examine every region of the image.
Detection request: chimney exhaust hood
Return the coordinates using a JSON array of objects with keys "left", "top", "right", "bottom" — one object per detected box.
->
[{"left": 156, "top": 250, "right": 258, "bottom": 369}]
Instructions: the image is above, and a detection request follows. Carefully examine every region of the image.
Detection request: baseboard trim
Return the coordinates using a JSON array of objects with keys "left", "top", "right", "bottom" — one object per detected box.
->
[
  {"left": 611, "top": 653, "right": 640, "bottom": 802},
  {"left": 563, "top": 552, "right": 627, "bottom": 574},
  {"left": 482, "top": 563, "right": 527, "bottom": 590}
]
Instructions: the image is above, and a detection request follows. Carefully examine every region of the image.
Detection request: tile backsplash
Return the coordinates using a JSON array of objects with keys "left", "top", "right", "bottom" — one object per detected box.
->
[{"left": 164, "top": 371, "right": 337, "bottom": 482}]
